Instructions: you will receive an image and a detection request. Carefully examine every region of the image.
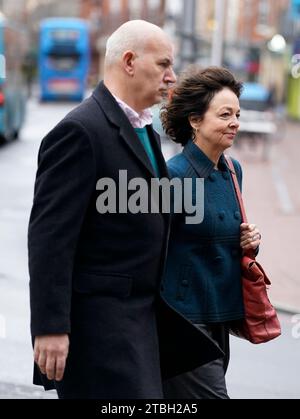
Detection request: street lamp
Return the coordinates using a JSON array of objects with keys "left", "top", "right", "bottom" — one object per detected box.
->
[
  {"left": 211, "top": 0, "right": 225, "bottom": 66},
  {"left": 178, "top": 0, "right": 196, "bottom": 69},
  {"left": 268, "top": 34, "right": 287, "bottom": 54}
]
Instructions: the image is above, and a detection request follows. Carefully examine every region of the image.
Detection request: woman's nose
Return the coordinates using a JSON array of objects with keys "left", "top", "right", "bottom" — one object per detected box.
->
[{"left": 230, "top": 117, "right": 240, "bottom": 128}]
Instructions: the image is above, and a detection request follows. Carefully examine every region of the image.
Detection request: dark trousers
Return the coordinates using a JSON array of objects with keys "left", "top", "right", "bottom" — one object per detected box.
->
[{"left": 163, "top": 323, "right": 230, "bottom": 399}]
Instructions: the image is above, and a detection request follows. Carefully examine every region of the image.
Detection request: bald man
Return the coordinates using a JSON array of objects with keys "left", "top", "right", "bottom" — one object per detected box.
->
[{"left": 29, "top": 20, "right": 221, "bottom": 399}]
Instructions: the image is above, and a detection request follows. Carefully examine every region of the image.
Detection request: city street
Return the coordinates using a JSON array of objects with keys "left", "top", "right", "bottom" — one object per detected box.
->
[{"left": 0, "top": 95, "right": 299, "bottom": 399}]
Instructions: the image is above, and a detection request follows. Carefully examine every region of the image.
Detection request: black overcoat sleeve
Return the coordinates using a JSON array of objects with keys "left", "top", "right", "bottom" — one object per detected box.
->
[{"left": 28, "top": 120, "right": 96, "bottom": 336}]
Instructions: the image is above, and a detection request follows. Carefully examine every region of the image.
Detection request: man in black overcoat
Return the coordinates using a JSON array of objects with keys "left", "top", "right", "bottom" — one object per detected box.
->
[{"left": 29, "top": 20, "right": 222, "bottom": 399}]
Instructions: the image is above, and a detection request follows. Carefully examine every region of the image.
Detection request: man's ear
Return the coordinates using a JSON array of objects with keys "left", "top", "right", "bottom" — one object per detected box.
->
[{"left": 122, "top": 51, "right": 136, "bottom": 76}]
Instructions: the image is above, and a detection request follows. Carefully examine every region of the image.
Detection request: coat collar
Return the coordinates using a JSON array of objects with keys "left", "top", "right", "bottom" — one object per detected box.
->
[
  {"left": 92, "top": 81, "right": 168, "bottom": 178},
  {"left": 183, "top": 140, "right": 229, "bottom": 178}
]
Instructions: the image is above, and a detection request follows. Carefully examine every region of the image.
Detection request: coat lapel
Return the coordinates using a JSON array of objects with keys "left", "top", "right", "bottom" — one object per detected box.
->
[
  {"left": 147, "top": 126, "right": 171, "bottom": 228},
  {"left": 92, "top": 81, "right": 157, "bottom": 178}
]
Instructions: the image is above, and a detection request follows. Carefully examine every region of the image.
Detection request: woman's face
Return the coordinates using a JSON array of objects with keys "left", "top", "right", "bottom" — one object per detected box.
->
[{"left": 193, "top": 88, "right": 241, "bottom": 152}]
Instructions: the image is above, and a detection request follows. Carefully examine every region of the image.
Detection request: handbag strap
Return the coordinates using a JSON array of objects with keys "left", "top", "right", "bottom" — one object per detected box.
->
[
  {"left": 225, "top": 156, "right": 257, "bottom": 259},
  {"left": 225, "top": 156, "right": 248, "bottom": 224}
]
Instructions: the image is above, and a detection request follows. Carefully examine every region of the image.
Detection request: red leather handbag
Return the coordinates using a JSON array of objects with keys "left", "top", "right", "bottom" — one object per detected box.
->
[{"left": 226, "top": 157, "right": 281, "bottom": 344}]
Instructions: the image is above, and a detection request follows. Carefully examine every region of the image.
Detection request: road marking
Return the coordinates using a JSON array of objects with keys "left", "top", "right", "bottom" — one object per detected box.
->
[
  {"left": 0, "top": 314, "right": 6, "bottom": 339},
  {"left": 272, "top": 165, "right": 295, "bottom": 215},
  {"left": 271, "top": 146, "right": 295, "bottom": 215},
  {"left": 292, "top": 315, "right": 300, "bottom": 339}
]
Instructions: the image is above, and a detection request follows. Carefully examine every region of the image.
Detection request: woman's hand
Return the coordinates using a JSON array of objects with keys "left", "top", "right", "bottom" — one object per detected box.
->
[{"left": 240, "top": 223, "right": 261, "bottom": 251}]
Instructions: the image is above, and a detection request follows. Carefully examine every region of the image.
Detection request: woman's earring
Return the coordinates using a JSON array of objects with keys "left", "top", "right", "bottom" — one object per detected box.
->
[{"left": 193, "top": 128, "right": 198, "bottom": 142}]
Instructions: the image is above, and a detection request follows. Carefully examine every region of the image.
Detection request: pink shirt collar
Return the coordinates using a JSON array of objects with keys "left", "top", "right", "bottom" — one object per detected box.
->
[{"left": 113, "top": 95, "right": 153, "bottom": 129}]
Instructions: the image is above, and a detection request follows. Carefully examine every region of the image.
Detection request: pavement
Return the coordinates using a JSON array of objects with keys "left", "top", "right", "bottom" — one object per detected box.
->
[{"left": 0, "top": 382, "right": 57, "bottom": 399}]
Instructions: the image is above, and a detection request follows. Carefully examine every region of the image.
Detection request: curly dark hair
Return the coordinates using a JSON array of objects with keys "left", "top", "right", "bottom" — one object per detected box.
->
[{"left": 161, "top": 66, "right": 243, "bottom": 146}]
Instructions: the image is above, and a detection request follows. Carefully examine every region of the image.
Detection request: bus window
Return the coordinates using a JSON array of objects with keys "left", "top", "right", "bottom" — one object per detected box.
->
[
  {"left": 47, "top": 54, "right": 81, "bottom": 72},
  {"left": 39, "top": 18, "right": 90, "bottom": 102}
]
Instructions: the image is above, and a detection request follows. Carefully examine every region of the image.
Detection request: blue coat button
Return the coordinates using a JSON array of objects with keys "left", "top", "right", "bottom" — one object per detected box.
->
[
  {"left": 208, "top": 173, "right": 217, "bottom": 182},
  {"left": 182, "top": 280, "right": 189, "bottom": 287},
  {"left": 219, "top": 211, "right": 225, "bottom": 221},
  {"left": 223, "top": 172, "right": 230, "bottom": 181},
  {"left": 234, "top": 211, "right": 240, "bottom": 220}
]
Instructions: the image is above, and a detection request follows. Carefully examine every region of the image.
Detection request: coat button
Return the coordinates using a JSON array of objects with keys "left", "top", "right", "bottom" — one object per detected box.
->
[
  {"left": 182, "top": 279, "right": 189, "bottom": 287},
  {"left": 222, "top": 172, "right": 230, "bottom": 181},
  {"left": 208, "top": 173, "right": 216, "bottom": 182},
  {"left": 219, "top": 211, "right": 225, "bottom": 221},
  {"left": 234, "top": 211, "right": 241, "bottom": 220}
]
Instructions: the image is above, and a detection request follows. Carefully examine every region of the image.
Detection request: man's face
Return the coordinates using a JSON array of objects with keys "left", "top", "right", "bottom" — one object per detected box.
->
[{"left": 132, "top": 37, "right": 176, "bottom": 110}]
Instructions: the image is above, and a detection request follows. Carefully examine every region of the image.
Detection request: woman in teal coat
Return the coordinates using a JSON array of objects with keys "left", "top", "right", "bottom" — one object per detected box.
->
[{"left": 161, "top": 67, "right": 262, "bottom": 399}]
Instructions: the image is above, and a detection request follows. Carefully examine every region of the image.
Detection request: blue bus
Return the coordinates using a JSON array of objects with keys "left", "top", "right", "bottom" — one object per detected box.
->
[
  {"left": 0, "top": 16, "right": 26, "bottom": 143},
  {"left": 39, "top": 18, "right": 90, "bottom": 101}
]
